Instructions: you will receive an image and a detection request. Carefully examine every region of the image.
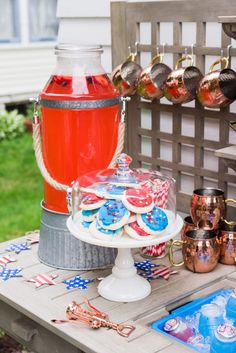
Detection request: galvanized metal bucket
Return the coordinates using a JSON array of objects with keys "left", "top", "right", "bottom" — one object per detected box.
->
[{"left": 38, "top": 203, "right": 117, "bottom": 270}]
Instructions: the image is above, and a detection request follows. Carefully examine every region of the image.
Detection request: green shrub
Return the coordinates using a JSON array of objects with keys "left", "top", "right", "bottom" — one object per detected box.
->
[{"left": 0, "top": 109, "right": 25, "bottom": 141}]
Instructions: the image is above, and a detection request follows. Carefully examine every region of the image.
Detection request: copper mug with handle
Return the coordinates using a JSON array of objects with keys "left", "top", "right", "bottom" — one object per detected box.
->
[
  {"left": 164, "top": 54, "right": 203, "bottom": 104},
  {"left": 197, "top": 56, "right": 236, "bottom": 108},
  {"left": 190, "top": 188, "right": 226, "bottom": 230},
  {"left": 112, "top": 44, "right": 142, "bottom": 96},
  {"left": 218, "top": 200, "right": 236, "bottom": 265},
  {"left": 169, "top": 229, "right": 220, "bottom": 273},
  {"left": 136, "top": 53, "right": 171, "bottom": 100},
  {"left": 218, "top": 221, "right": 236, "bottom": 265}
]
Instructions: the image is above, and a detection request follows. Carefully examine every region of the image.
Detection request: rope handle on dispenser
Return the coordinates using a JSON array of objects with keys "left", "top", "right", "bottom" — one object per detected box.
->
[{"left": 31, "top": 96, "right": 130, "bottom": 191}]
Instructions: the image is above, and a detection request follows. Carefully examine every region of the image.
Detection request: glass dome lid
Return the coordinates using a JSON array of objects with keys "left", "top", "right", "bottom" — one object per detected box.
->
[{"left": 68, "top": 153, "right": 176, "bottom": 241}]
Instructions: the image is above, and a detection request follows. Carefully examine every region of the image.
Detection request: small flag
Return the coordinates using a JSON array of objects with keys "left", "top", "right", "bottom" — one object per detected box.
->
[
  {"left": 0, "top": 268, "right": 23, "bottom": 281},
  {"left": 64, "top": 276, "right": 94, "bottom": 290},
  {"left": 26, "top": 232, "right": 40, "bottom": 244},
  {"left": 28, "top": 274, "right": 58, "bottom": 288},
  {"left": 0, "top": 256, "right": 16, "bottom": 267},
  {"left": 140, "top": 266, "right": 179, "bottom": 281},
  {"left": 6, "top": 242, "right": 31, "bottom": 254},
  {"left": 134, "top": 260, "right": 160, "bottom": 272}
]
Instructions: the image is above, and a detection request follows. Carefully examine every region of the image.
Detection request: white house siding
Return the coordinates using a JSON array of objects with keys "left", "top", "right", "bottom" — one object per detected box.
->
[
  {"left": 57, "top": 0, "right": 189, "bottom": 73},
  {"left": 57, "top": 0, "right": 112, "bottom": 72},
  {"left": 0, "top": 0, "right": 186, "bottom": 106},
  {"left": 0, "top": 44, "right": 55, "bottom": 105}
]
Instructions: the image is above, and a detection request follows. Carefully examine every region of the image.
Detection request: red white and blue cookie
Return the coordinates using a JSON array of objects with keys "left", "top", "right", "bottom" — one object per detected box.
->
[
  {"left": 79, "top": 209, "right": 99, "bottom": 222},
  {"left": 104, "top": 184, "right": 127, "bottom": 198},
  {"left": 80, "top": 193, "right": 105, "bottom": 210},
  {"left": 128, "top": 212, "right": 137, "bottom": 223},
  {"left": 76, "top": 217, "right": 92, "bottom": 233},
  {"left": 124, "top": 221, "right": 156, "bottom": 240},
  {"left": 137, "top": 206, "right": 168, "bottom": 235},
  {"left": 97, "top": 199, "right": 130, "bottom": 230},
  {"left": 90, "top": 220, "right": 123, "bottom": 240},
  {"left": 122, "top": 188, "right": 154, "bottom": 214}
]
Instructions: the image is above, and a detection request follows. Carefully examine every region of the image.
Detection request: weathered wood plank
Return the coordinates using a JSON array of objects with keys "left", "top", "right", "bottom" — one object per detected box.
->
[{"left": 125, "top": 0, "right": 236, "bottom": 23}]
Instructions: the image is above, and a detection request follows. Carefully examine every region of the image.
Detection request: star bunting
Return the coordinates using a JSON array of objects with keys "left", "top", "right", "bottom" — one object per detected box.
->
[
  {"left": 27, "top": 274, "right": 58, "bottom": 288},
  {"left": 134, "top": 260, "right": 160, "bottom": 272},
  {"left": 0, "top": 256, "right": 16, "bottom": 267},
  {"left": 140, "top": 266, "right": 179, "bottom": 281},
  {"left": 26, "top": 232, "right": 40, "bottom": 244},
  {"left": 0, "top": 268, "right": 23, "bottom": 281},
  {"left": 64, "top": 275, "right": 94, "bottom": 290},
  {"left": 6, "top": 242, "right": 31, "bottom": 254}
]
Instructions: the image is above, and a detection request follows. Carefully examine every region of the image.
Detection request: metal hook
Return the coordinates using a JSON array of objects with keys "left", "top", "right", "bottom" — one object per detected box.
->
[
  {"left": 29, "top": 97, "right": 40, "bottom": 124},
  {"left": 191, "top": 44, "right": 195, "bottom": 65},
  {"left": 227, "top": 44, "right": 232, "bottom": 59},
  {"left": 127, "top": 42, "right": 139, "bottom": 59},
  {"left": 162, "top": 42, "right": 166, "bottom": 56},
  {"left": 134, "top": 41, "right": 139, "bottom": 56},
  {"left": 191, "top": 44, "right": 195, "bottom": 57}
]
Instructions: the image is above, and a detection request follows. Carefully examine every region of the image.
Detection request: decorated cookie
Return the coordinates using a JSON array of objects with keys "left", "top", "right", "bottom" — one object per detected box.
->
[
  {"left": 76, "top": 217, "right": 91, "bottom": 233},
  {"left": 81, "top": 220, "right": 92, "bottom": 230},
  {"left": 128, "top": 212, "right": 137, "bottom": 223},
  {"left": 137, "top": 206, "right": 168, "bottom": 235},
  {"left": 124, "top": 221, "right": 156, "bottom": 240},
  {"left": 80, "top": 193, "right": 105, "bottom": 210},
  {"left": 90, "top": 221, "right": 123, "bottom": 240},
  {"left": 79, "top": 209, "right": 99, "bottom": 222},
  {"left": 97, "top": 200, "right": 130, "bottom": 230},
  {"left": 104, "top": 184, "right": 127, "bottom": 198},
  {"left": 122, "top": 188, "right": 154, "bottom": 213}
]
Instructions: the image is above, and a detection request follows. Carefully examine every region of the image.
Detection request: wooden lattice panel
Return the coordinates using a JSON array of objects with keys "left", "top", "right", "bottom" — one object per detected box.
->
[{"left": 111, "top": 0, "right": 236, "bottom": 216}]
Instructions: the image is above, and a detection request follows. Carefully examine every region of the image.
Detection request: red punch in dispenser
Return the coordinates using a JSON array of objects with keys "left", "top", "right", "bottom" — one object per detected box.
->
[{"left": 32, "top": 44, "right": 126, "bottom": 269}]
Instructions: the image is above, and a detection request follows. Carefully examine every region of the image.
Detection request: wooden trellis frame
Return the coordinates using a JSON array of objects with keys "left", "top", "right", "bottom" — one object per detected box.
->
[{"left": 111, "top": 0, "right": 236, "bottom": 216}]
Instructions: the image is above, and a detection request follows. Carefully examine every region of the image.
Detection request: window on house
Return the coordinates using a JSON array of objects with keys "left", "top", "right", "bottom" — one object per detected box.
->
[
  {"left": 29, "top": 0, "right": 58, "bottom": 41},
  {"left": 0, "top": 0, "right": 19, "bottom": 43}
]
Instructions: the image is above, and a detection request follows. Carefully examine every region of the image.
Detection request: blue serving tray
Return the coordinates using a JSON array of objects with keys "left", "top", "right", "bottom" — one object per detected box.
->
[{"left": 151, "top": 288, "right": 234, "bottom": 353}]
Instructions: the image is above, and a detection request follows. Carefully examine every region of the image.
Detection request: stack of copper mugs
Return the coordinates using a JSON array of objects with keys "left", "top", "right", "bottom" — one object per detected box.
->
[{"left": 169, "top": 188, "right": 236, "bottom": 273}]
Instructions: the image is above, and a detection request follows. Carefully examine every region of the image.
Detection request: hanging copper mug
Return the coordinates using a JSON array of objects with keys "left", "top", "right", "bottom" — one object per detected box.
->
[
  {"left": 190, "top": 188, "right": 226, "bottom": 230},
  {"left": 112, "top": 44, "right": 142, "bottom": 96},
  {"left": 136, "top": 53, "right": 171, "bottom": 100},
  {"left": 197, "top": 56, "right": 236, "bottom": 108},
  {"left": 164, "top": 54, "right": 203, "bottom": 104},
  {"left": 169, "top": 229, "right": 220, "bottom": 273},
  {"left": 218, "top": 221, "right": 236, "bottom": 265}
]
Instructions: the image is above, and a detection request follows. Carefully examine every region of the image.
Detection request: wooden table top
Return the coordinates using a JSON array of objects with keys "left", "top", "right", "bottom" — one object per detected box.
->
[{"left": 0, "top": 234, "right": 235, "bottom": 353}]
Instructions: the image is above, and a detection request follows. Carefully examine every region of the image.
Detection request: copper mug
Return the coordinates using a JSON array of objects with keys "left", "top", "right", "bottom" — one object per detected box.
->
[
  {"left": 136, "top": 54, "right": 171, "bottom": 100},
  {"left": 181, "top": 215, "right": 195, "bottom": 240},
  {"left": 190, "top": 188, "right": 226, "bottom": 230},
  {"left": 218, "top": 221, "right": 236, "bottom": 265},
  {"left": 112, "top": 52, "right": 142, "bottom": 96},
  {"left": 169, "top": 229, "right": 220, "bottom": 273},
  {"left": 197, "top": 56, "right": 236, "bottom": 108},
  {"left": 164, "top": 55, "right": 203, "bottom": 104}
]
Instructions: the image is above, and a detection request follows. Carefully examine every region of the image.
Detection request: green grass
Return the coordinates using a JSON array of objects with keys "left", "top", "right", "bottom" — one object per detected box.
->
[{"left": 0, "top": 133, "right": 43, "bottom": 242}]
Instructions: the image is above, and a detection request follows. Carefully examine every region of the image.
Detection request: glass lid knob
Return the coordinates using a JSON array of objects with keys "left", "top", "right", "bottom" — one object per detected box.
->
[{"left": 112, "top": 153, "right": 137, "bottom": 184}]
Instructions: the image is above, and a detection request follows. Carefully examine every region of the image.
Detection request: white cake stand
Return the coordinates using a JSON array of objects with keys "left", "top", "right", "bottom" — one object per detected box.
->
[{"left": 67, "top": 212, "right": 183, "bottom": 302}]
